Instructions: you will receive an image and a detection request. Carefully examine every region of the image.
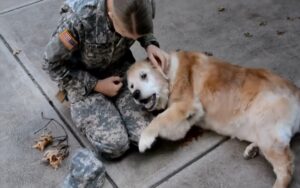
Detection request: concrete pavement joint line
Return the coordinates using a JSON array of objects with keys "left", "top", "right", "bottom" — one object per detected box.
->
[
  {"left": 105, "top": 172, "right": 118, "bottom": 188},
  {"left": 0, "top": 0, "right": 43, "bottom": 15},
  {"left": 150, "top": 137, "right": 230, "bottom": 188},
  {"left": 0, "top": 34, "right": 118, "bottom": 187},
  {"left": 0, "top": 34, "right": 86, "bottom": 147}
]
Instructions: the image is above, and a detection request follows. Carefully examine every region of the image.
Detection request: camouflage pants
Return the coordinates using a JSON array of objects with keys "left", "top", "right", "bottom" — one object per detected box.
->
[{"left": 68, "top": 53, "right": 153, "bottom": 158}]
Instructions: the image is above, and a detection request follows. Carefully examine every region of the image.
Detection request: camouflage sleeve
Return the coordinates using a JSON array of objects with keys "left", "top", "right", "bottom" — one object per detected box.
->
[
  {"left": 43, "top": 12, "right": 98, "bottom": 96},
  {"left": 137, "top": 33, "right": 160, "bottom": 49}
]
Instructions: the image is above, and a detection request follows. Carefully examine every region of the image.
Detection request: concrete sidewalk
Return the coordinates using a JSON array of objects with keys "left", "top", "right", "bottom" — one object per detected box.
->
[{"left": 0, "top": 0, "right": 299, "bottom": 188}]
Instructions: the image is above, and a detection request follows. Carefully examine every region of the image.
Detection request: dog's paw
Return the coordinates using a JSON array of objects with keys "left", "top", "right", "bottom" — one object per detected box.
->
[
  {"left": 138, "top": 132, "right": 156, "bottom": 153},
  {"left": 243, "top": 143, "right": 259, "bottom": 160}
]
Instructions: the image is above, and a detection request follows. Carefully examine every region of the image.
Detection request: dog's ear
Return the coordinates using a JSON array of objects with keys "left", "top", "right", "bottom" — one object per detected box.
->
[{"left": 146, "top": 56, "right": 169, "bottom": 80}]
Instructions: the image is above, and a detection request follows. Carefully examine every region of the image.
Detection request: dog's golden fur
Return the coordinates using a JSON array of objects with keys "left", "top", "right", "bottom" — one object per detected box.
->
[{"left": 127, "top": 51, "right": 300, "bottom": 188}]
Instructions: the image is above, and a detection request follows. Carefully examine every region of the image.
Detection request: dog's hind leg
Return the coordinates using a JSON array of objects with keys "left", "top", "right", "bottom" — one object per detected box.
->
[
  {"left": 260, "top": 144, "right": 294, "bottom": 188},
  {"left": 243, "top": 143, "right": 259, "bottom": 160},
  {"left": 138, "top": 101, "right": 202, "bottom": 152}
]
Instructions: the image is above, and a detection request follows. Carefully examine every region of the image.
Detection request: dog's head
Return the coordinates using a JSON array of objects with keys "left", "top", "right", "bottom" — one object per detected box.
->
[{"left": 127, "top": 59, "right": 169, "bottom": 111}]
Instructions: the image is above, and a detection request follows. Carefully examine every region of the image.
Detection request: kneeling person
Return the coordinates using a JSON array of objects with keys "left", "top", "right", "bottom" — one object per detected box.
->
[{"left": 43, "top": 0, "right": 166, "bottom": 159}]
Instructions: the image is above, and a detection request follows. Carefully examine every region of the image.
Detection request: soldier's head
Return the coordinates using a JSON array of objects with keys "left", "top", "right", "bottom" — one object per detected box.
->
[{"left": 107, "top": 0, "right": 154, "bottom": 39}]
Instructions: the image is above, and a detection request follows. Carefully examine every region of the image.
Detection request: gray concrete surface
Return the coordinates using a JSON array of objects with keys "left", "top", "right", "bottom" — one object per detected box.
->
[
  {"left": 0, "top": 26, "right": 113, "bottom": 188},
  {"left": 105, "top": 132, "right": 225, "bottom": 188},
  {"left": 158, "top": 140, "right": 274, "bottom": 188},
  {"left": 0, "top": 0, "right": 299, "bottom": 187},
  {"left": 158, "top": 139, "right": 300, "bottom": 188},
  {"left": 0, "top": 0, "right": 96, "bottom": 151},
  {"left": 0, "top": 0, "right": 41, "bottom": 14}
]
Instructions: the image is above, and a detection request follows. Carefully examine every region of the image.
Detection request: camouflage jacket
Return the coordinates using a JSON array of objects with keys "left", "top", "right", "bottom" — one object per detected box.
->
[{"left": 43, "top": 0, "right": 159, "bottom": 97}]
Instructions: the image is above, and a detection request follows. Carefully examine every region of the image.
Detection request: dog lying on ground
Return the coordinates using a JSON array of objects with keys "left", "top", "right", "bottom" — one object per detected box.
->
[{"left": 126, "top": 51, "right": 300, "bottom": 188}]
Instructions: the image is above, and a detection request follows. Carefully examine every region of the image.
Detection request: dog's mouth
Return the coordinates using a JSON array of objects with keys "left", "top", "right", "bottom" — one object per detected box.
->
[{"left": 139, "top": 94, "right": 157, "bottom": 111}]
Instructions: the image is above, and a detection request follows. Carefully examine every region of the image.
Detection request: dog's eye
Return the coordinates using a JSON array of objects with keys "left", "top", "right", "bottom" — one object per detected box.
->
[
  {"left": 140, "top": 73, "right": 147, "bottom": 80},
  {"left": 130, "top": 84, "right": 134, "bottom": 89}
]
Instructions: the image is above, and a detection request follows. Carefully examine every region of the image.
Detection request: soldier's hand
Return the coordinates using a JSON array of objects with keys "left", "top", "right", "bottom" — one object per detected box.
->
[
  {"left": 94, "top": 76, "right": 123, "bottom": 97},
  {"left": 146, "top": 45, "right": 169, "bottom": 78}
]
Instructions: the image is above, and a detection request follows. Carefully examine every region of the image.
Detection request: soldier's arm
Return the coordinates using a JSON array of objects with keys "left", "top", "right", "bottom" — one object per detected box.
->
[
  {"left": 137, "top": 33, "right": 160, "bottom": 49},
  {"left": 43, "top": 12, "right": 98, "bottom": 97},
  {"left": 137, "top": 0, "right": 158, "bottom": 48}
]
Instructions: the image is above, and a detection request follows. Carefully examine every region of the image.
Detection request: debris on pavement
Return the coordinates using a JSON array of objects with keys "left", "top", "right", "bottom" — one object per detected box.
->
[
  {"left": 244, "top": 32, "right": 253, "bottom": 38},
  {"left": 276, "top": 31, "right": 286, "bottom": 36},
  {"left": 259, "top": 21, "right": 267, "bottom": 26},
  {"left": 204, "top": 51, "right": 213, "bottom": 56},
  {"left": 33, "top": 132, "right": 53, "bottom": 151},
  {"left": 33, "top": 112, "right": 69, "bottom": 169},
  {"left": 12, "top": 49, "right": 21, "bottom": 55},
  {"left": 42, "top": 148, "right": 64, "bottom": 169},
  {"left": 286, "top": 16, "right": 300, "bottom": 21},
  {"left": 218, "top": 7, "right": 226, "bottom": 12},
  {"left": 42, "top": 143, "right": 69, "bottom": 169}
]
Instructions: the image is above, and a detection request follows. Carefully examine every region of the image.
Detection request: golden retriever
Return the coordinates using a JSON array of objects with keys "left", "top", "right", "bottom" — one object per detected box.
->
[{"left": 126, "top": 51, "right": 300, "bottom": 188}]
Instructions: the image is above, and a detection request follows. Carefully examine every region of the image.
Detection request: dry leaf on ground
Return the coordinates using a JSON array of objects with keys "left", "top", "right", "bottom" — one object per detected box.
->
[
  {"left": 32, "top": 133, "right": 53, "bottom": 151},
  {"left": 42, "top": 149, "right": 64, "bottom": 169},
  {"left": 13, "top": 49, "right": 21, "bottom": 55},
  {"left": 277, "top": 31, "right": 286, "bottom": 35},
  {"left": 259, "top": 21, "right": 267, "bottom": 26},
  {"left": 218, "top": 7, "right": 225, "bottom": 12},
  {"left": 244, "top": 32, "right": 253, "bottom": 38}
]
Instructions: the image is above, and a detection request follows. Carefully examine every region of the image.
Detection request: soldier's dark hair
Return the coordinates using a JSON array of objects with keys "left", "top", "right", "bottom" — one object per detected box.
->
[{"left": 113, "top": 0, "right": 154, "bottom": 35}]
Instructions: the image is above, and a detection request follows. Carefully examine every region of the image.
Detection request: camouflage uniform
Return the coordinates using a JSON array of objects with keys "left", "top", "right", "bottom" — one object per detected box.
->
[
  {"left": 63, "top": 149, "right": 106, "bottom": 188},
  {"left": 43, "top": 0, "right": 157, "bottom": 158}
]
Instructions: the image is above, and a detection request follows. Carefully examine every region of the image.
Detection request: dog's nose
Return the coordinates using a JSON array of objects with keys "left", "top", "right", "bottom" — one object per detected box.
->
[{"left": 133, "top": 90, "right": 141, "bottom": 100}]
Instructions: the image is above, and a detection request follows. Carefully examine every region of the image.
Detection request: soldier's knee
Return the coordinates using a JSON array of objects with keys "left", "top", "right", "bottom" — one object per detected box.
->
[
  {"left": 101, "top": 141, "right": 130, "bottom": 159},
  {"left": 89, "top": 134, "right": 130, "bottom": 159}
]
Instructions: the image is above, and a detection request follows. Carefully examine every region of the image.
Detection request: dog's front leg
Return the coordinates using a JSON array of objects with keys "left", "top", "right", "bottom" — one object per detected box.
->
[{"left": 139, "top": 101, "right": 201, "bottom": 152}]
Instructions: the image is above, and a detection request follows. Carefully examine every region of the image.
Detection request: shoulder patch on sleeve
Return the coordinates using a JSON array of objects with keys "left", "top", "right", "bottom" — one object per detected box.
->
[{"left": 59, "top": 29, "right": 78, "bottom": 51}]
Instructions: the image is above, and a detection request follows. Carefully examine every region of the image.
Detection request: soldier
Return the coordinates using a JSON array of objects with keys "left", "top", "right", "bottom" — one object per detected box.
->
[{"left": 43, "top": 0, "right": 167, "bottom": 159}]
